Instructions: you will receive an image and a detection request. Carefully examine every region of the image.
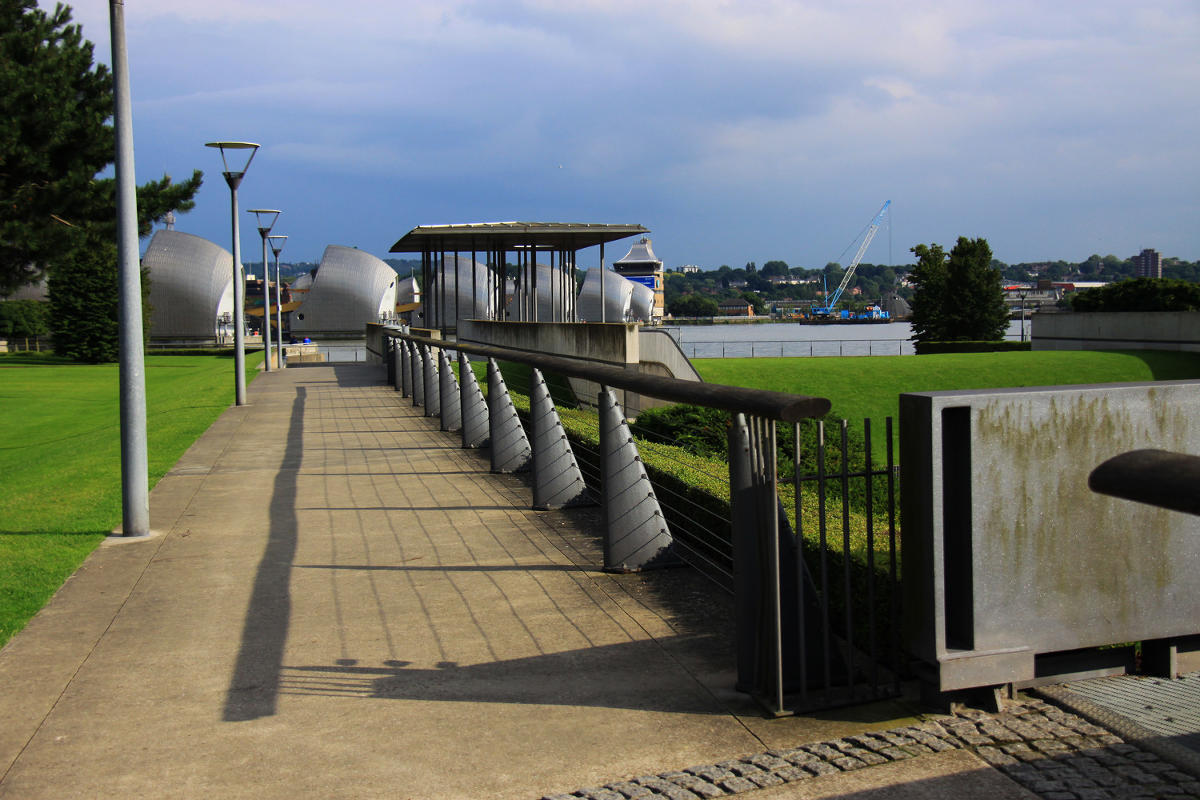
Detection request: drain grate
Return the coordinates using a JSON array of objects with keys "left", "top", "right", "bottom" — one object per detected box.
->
[{"left": 1061, "top": 671, "right": 1200, "bottom": 753}]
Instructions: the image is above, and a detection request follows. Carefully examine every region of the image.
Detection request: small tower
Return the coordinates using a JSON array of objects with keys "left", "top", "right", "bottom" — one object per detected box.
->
[{"left": 613, "top": 237, "right": 665, "bottom": 323}]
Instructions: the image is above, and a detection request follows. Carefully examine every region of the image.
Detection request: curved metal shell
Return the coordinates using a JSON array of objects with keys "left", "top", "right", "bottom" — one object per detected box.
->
[
  {"left": 142, "top": 230, "right": 234, "bottom": 343},
  {"left": 628, "top": 280, "right": 654, "bottom": 323},
  {"left": 291, "top": 245, "right": 397, "bottom": 336},
  {"left": 576, "top": 268, "right": 632, "bottom": 323}
]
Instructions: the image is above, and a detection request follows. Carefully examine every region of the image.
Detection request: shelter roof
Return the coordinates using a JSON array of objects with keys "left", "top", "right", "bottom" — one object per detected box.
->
[{"left": 389, "top": 222, "right": 648, "bottom": 253}]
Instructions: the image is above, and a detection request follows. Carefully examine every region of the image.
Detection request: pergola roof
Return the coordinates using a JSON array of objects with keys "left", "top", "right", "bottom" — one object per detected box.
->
[{"left": 389, "top": 222, "right": 649, "bottom": 253}]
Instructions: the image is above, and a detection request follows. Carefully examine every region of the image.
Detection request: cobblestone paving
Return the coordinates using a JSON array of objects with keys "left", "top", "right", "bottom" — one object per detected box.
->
[{"left": 541, "top": 699, "right": 1200, "bottom": 800}]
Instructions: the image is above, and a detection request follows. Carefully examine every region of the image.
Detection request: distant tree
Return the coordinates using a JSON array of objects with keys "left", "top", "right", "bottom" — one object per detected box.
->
[
  {"left": 760, "top": 260, "right": 789, "bottom": 277},
  {"left": 0, "top": 2, "right": 202, "bottom": 309},
  {"left": 744, "top": 261, "right": 757, "bottom": 273},
  {"left": 1072, "top": 278, "right": 1200, "bottom": 312},
  {"left": 908, "top": 244, "right": 950, "bottom": 341},
  {"left": 0, "top": 299, "right": 49, "bottom": 339},
  {"left": 668, "top": 294, "right": 720, "bottom": 317},
  {"left": 741, "top": 291, "right": 766, "bottom": 314},
  {"left": 909, "top": 237, "right": 1007, "bottom": 343},
  {"left": 49, "top": 232, "right": 119, "bottom": 361}
]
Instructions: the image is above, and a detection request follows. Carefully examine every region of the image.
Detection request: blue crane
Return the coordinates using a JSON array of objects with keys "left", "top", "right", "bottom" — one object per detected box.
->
[{"left": 812, "top": 200, "right": 890, "bottom": 317}]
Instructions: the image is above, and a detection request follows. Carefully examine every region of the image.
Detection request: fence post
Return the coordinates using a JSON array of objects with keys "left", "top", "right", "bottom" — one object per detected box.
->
[
  {"left": 400, "top": 340, "right": 412, "bottom": 397},
  {"left": 422, "top": 345, "right": 440, "bottom": 418},
  {"left": 438, "top": 348, "right": 462, "bottom": 433},
  {"left": 458, "top": 352, "right": 489, "bottom": 449},
  {"left": 529, "top": 368, "right": 589, "bottom": 509},
  {"left": 385, "top": 335, "right": 396, "bottom": 385},
  {"left": 599, "top": 388, "right": 675, "bottom": 571},
  {"left": 412, "top": 343, "right": 425, "bottom": 407},
  {"left": 487, "top": 358, "right": 531, "bottom": 473}
]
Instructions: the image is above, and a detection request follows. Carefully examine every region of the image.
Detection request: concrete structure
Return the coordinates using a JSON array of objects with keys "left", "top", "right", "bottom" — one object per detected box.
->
[
  {"left": 1134, "top": 248, "right": 1163, "bottom": 278},
  {"left": 390, "top": 221, "right": 648, "bottom": 331},
  {"left": 291, "top": 245, "right": 397, "bottom": 338},
  {"left": 900, "top": 381, "right": 1200, "bottom": 694},
  {"left": 1032, "top": 311, "right": 1200, "bottom": 353},
  {"left": 613, "top": 237, "right": 665, "bottom": 323},
  {"left": 142, "top": 229, "right": 234, "bottom": 345}
]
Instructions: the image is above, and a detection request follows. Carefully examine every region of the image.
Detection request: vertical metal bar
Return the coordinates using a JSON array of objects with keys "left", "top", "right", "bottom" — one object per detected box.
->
[
  {"left": 454, "top": 250, "right": 460, "bottom": 330},
  {"left": 531, "top": 242, "right": 538, "bottom": 322},
  {"left": 765, "top": 418, "right": 784, "bottom": 714},
  {"left": 840, "top": 419, "right": 854, "bottom": 694},
  {"left": 793, "top": 421, "right": 807, "bottom": 707},
  {"left": 816, "top": 420, "right": 830, "bottom": 691},
  {"left": 887, "top": 416, "right": 900, "bottom": 694},
  {"left": 600, "top": 242, "right": 606, "bottom": 323},
  {"left": 471, "top": 248, "right": 477, "bottom": 321},
  {"left": 864, "top": 418, "right": 877, "bottom": 692}
]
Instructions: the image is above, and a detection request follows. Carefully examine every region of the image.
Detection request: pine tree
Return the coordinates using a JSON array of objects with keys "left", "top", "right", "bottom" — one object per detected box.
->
[{"left": 0, "top": 1, "right": 202, "bottom": 298}]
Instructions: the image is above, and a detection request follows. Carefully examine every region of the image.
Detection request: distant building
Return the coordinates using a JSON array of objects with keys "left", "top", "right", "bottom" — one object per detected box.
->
[
  {"left": 291, "top": 245, "right": 398, "bottom": 338},
  {"left": 142, "top": 229, "right": 235, "bottom": 346},
  {"left": 675, "top": 264, "right": 701, "bottom": 274},
  {"left": 1133, "top": 248, "right": 1162, "bottom": 278},
  {"left": 613, "top": 237, "right": 665, "bottom": 323},
  {"left": 718, "top": 299, "right": 754, "bottom": 317}
]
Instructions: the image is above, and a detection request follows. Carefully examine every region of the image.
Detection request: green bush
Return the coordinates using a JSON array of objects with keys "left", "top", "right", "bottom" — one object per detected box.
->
[
  {"left": 1071, "top": 277, "right": 1200, "bottom": 312},
  {"left": 0, "top": 300, "right": 49, "bottom": 339}
]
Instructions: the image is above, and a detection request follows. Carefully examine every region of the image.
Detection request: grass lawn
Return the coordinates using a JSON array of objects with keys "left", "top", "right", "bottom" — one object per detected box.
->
[
  {"left": 0, "top": 351, "right": 262, "bottom": 647},
  {"left": 695, "top": 350, "right": 1200, "bottom": 426}
]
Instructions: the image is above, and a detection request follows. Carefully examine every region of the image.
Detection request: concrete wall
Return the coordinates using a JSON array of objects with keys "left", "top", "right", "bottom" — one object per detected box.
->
[
  {"left": 1033, "top": 311, "right": 1200, "bottom": 352},
  {"left": 458, "top": 319, "right": 639, "bottom": 366},
  {"left": 900, "top": 381, "right": 1200, "bottom": 692}
]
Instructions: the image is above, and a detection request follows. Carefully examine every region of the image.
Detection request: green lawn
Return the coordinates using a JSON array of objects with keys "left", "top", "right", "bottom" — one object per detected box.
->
[
  {"left": 0, "top": 351, "right": 261, "bottom": 647},
  {"left": 695, "top": 350, "right": 1200, "bottom": 426}
]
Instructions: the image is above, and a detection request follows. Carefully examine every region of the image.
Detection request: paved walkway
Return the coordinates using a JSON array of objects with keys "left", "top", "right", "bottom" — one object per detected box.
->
[{"left": 0, "top": 364, "right": 1196, "bottom": 799}]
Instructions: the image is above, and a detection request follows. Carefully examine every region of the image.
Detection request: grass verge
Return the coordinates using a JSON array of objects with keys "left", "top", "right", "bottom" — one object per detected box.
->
[{"left": 0, "top": 351, "right": 262, "bottom": 647}]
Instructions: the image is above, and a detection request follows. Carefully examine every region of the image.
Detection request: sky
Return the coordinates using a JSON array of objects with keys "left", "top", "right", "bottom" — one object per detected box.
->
[{"left": 64, "top": 0, "right": 1200, "bottom": 269}]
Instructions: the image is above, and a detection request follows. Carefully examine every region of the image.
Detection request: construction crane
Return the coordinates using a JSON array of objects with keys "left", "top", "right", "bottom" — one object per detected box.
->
[{"left": 812, "top": 200, "right": 890, "bottom": 317}]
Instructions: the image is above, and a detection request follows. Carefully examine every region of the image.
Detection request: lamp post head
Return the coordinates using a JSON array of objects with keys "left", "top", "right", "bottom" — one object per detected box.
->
[
  {"left": 205, "top": 141, "right": 260, "bottom": 189},
  {"left": 249, "top": 208, "right": 281, "bottom": 238},
  {"left": 268, "top": 234, "right": 287, "bottom": 258}
]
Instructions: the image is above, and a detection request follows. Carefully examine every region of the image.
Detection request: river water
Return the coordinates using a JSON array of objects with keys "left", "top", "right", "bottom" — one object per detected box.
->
[
  {"left": 312, "top": 321, "right": 1026, "bottom": 362},
  {"left": 664, "top": 320, "right": 1025, "bottom": 358}
]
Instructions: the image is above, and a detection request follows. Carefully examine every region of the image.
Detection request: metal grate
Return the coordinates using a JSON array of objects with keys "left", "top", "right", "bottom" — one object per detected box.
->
[{"left": 1061, "top": 671, "right": 1200, "bottom": 752}]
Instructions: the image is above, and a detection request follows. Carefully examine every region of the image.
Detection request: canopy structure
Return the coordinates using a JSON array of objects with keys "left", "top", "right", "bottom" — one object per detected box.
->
[{"left": 389, "top": 222, "right": 648, "bottom": 329}]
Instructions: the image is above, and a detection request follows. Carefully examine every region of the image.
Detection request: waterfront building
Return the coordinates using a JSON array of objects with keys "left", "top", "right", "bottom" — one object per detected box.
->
[{"left": 613, "top": 237, "right": 665, "bottom": 323}]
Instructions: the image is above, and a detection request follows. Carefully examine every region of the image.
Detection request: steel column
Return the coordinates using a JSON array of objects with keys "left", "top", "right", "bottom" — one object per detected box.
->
[
  {"left": 599, "top": 388, "right": 674, "bottom": 571},
  {"left": 400, "top": 339, "right": 412, "bottom": 397},
  {"left": 438, "top": 348, "right": 461, "bottom": 433},
  {"left": 530, "top": 368, "right": 589, "bottom": 510},
  {"left": 458, "top": 352, "right": 489, "bottom": 449},
  {"left": 422, "top": 344, "right": 440, "bottom": 418},
  {"left": 487, "top": 358, "right": 531, "bottom": 473}
]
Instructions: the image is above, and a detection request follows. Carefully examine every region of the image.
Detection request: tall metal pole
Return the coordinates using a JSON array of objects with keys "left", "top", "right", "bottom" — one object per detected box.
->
[
  {"left": 259, "top": 232, "right": 272, "bottom": 371},
  {"left": 110, "top": 0, "right": 149, "bottom": 537},
  {"left": 270, "top": 236, "right": 286, "bottom": 369},
  {"left": 228, "top": 182, "right": 247, "bottom": 404}
]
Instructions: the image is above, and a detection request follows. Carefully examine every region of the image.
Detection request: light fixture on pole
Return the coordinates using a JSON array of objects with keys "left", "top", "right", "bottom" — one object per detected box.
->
[
  {"left": 1018, "top": 290, "right": 1027, "bottom": 343},
  {"left": 268, "top": 234, "right": 287, "bottom": 369},
  {"left": 205, "top": 141, "right": 259, "bottom": 405},
  {"left": 248, "top": 209, "right": 281, "bottom": 371}
]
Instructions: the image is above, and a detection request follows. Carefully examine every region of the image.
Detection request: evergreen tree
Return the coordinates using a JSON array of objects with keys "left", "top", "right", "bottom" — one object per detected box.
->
[
  {"left": 48, "top": 231, "right": 118, "bottom": 362},
  {"left": 909, "top": 237, "right": 1007, "bottom": 343},
  {"left": 0, "top": 2, "right": 201, "bottom": 296}
]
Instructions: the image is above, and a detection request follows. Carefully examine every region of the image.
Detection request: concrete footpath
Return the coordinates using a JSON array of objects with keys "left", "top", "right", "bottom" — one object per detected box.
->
[{"left": 0, "top": 364, "right": 1188, "bottom": 799}]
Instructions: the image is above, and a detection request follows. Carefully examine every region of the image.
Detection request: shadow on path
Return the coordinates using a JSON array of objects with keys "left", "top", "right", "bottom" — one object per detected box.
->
[{"left": 223, "top": 387, "right": 305, "bottom": 722}]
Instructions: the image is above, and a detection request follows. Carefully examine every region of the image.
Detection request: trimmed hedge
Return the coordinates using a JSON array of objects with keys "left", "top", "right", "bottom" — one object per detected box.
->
[{"left": 915, "top": 340, "right": 1031, "bottom": 354}]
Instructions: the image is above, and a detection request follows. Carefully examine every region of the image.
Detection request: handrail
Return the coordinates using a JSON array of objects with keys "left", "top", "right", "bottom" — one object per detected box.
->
[{"left": 385, "top": 329, "right": 831, "bottom": 422}]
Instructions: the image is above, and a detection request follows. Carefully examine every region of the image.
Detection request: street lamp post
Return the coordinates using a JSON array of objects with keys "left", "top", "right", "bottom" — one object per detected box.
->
[
  {"left": 268, "top": 234, "right": 287, "bottom": 369},
  {"left": 1018, "top": 290, "right": 1027, "bottom": 343},
  {"left": 249, "top": 209, "right": 281, "bottom": 372},
  {"left": 205, "top": 141, "right": 259, "bottom": 406}
]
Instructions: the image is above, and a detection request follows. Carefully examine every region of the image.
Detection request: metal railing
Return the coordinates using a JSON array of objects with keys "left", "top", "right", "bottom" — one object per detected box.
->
[
  {"left": 678, "top": 339, "right": 910, "bottom": 358},
  {"left": 380, "top": 327, "right": 901, "bottom": 715}
]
